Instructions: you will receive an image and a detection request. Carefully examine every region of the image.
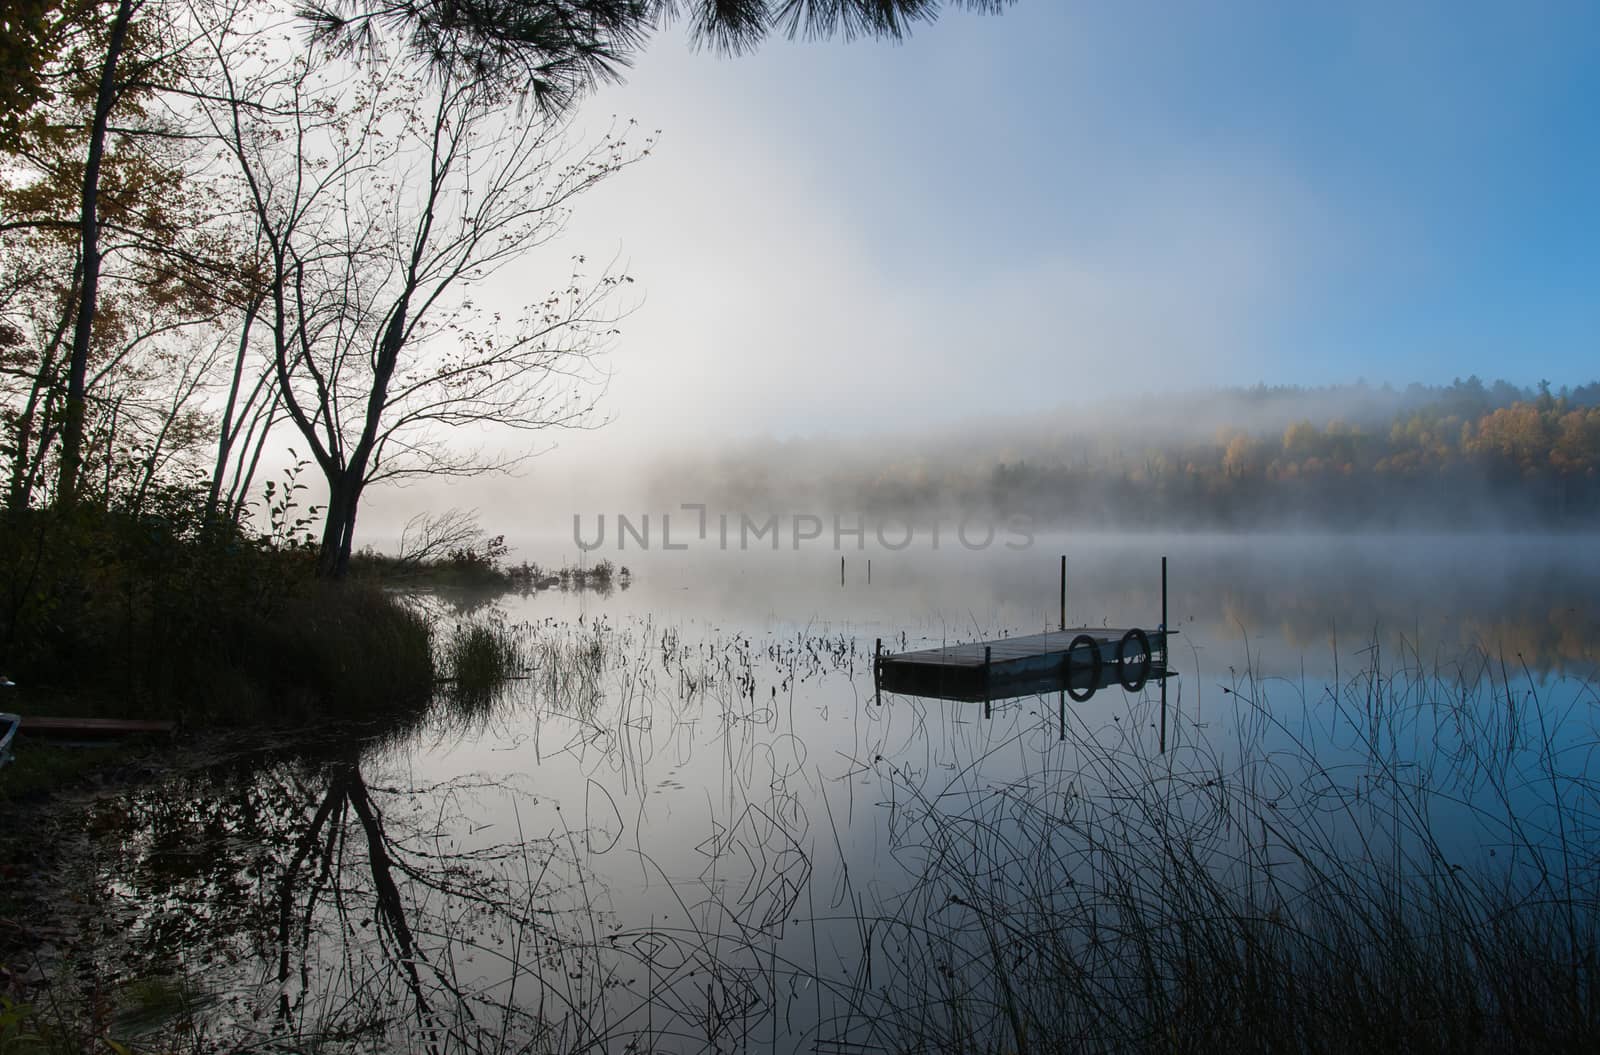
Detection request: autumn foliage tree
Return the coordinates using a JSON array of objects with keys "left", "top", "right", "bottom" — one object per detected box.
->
[{"left": 0, "top": 0, "right": 246, "bottom": 511}]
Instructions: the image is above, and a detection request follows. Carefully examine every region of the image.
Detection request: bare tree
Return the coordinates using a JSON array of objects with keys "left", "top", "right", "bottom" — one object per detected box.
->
[
  {"left": 204, "top": 287, "right": 281, "bottom": 525},
  {"left": 396, "top": 506, "right": 485, "bottom": 566},
  {"left": 197, "top": 21, "right": 646, "bottom": 575}
]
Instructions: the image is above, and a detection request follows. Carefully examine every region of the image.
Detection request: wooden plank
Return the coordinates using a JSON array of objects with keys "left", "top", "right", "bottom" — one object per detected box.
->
[
  {"left": 885, "top": 628, "right": 1163, "bottom": 668},
  {"left": 877, "top": 626, "right": 1176, "bottom": 703},
  {"left": 877, "top": 656, "right": 1175, "bottom": 704},
  {"left": 20, "top": 716, "right": 177, "bottom": 737}
]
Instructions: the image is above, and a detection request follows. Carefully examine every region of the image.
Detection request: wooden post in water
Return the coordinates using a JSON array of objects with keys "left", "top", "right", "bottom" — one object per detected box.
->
[
  {"left": 867, "top": 558, "right": 872, "bottom": 585},
  {"left": 1160, "top": 555, "right": 1168, "bottom": 754},
  {"left": 875, "top": 637, "right": 882, "bottom": 706},
  {"left": 984, "top": 646, "right": 992, "bottom": 720},
  {"left": 1059, "top": 688, "right": 1065, "bottom": 741},
  {"left": 840, "top": 556, "right": 845, "bottom": 587},
  {"left": 1059, "top": 555, "right": 1066, "bottom": 631}
]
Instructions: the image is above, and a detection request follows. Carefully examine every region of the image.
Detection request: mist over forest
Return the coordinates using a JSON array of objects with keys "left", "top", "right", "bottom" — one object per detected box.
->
[{"left": 637, "top": 377, "right": 1600, "bottom": 530}]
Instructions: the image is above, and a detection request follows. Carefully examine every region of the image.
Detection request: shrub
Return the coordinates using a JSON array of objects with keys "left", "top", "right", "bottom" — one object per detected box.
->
[
  {"left": 440, "top": 620, "right": 523, "bottom": 713},
  {"left": 0, "top": 505, "right": 435, "bottom": 726}
]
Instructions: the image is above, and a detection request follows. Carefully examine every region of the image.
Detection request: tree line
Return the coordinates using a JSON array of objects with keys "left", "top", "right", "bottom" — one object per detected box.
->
[
  {"left": 659, "top": 379, "right": 1600, "bottom": 531},
  {"left": 982, "top": 380, "right": 1600, "bottom": 528}
]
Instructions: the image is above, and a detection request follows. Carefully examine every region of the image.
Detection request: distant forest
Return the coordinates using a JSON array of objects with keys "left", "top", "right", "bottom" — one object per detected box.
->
[
  {"left": 985, "top": 377, "right": 1600, "bottom": 529},
  {"left": 668, "top": 378, "right": 1600, "bottom": 530}
]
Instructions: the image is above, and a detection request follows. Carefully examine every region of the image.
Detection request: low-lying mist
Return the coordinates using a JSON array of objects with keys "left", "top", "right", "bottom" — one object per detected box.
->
[
  {"left": 353, "top": 377, "right": 1600, "bottom": 543},
  {"left": 623, "top": 378, "right": 1600, "bottom": 532}
]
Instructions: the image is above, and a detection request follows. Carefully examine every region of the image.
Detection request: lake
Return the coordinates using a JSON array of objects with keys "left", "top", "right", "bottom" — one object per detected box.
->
[{"left": 37, "top": 534, "right": 1600, "bottom": 1052}]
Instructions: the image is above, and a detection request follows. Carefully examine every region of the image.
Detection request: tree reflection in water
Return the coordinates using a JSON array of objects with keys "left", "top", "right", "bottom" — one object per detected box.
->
[
  {"left": 48, "top": 716, "right": 788, "bottom": 1054},
  {"left": 21, "top": 595, "right": 1597, "bottom": 1053}
]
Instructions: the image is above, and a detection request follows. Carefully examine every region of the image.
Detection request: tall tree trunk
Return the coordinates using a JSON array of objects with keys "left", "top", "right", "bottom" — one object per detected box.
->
[
  {"left": 316, "top": 297, "right": 408, "bottom": 579},
  {"left": 206, "top": 295, "right": 264, "bottom": 526},
  {"left": 10, "top": 361, "right": 56, "bottom": 510},
  {"left": 100, "top": 396, "right": 121, "bottom": 508},
  {"left": 10, "top": 267, "right": 79, "bottom": 510},
  {"left": 316, "top": 477, "right": 347, "bottom": 578},
  {"left": 224, "top": 398, "right": 278, "bottom": 526},
  {"left": 335, "top": 480, "right": 362, "bottom": 577},
  {"left": 316, "top": 472, "right": 362, "bottom": 579},
  {"left": 58, "top": 0, "right": 136, "bottom": 507}
]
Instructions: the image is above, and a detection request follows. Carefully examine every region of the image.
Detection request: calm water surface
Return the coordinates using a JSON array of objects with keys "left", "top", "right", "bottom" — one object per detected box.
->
[{"left": 54, "top": 535, "right": 1600, "bottom": 1051}]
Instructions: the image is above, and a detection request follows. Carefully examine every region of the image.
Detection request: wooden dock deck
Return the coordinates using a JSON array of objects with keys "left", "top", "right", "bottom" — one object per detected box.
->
[
  {"left": 876, "top": 627, "right": 1175, "bottom": 703},
  {"left": 17, "top": 716, "right": 177, "bottom": 738}
]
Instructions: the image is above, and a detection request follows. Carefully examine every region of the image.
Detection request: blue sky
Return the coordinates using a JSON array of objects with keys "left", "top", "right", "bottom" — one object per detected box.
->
[{"left": 482, "top": 0, "right": 1600, "bottom": 447}]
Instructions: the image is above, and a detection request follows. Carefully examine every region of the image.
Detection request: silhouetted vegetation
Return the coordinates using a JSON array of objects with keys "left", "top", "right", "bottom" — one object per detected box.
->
[
  {"left": 0, "top": 0, "right": 645, "bottom": 742},
  {"left": 350, "top": 511, "right": 631, "bottom": 593},
  {"left": 0, "top": 493, "right": 436, "bottom": 728},
  {"left": 515, "top": 557, "right": 629, "bottom": 592},
  {"left": 291, "top": 0, "right": 1018, "bottom": 111},
  {"left": 440, "top": 619, "right": 524, "bottom": 711},
  {"left": 349, "top": 521, "right": 517, "bottom": 589}
]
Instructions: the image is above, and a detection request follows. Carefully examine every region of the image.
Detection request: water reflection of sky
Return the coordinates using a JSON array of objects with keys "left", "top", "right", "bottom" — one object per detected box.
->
[
  {"left": 52, "top": 535, "right": 1600, "bottom": 1051},
  {"left": 504, "top": 532, "right": 1600, "bottom": 677}
]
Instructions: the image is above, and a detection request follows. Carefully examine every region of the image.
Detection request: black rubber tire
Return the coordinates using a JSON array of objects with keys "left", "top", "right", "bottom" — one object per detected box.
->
[
  {"left": 1066, "top": 633, "right": 1101, "bottom": 702},
  {"left": 1117, "top": 628, "right": 1152, "bottom": 692}
]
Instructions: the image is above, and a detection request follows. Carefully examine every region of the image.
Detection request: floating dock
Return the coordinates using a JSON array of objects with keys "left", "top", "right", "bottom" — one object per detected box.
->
[
  {"left": 875, "top": 627, "right": 1174, "bottom": 704},
  {"left": 872, "top": 555, "right": 1177, "bottom": 748},
  {"left": 871, "top": 552, "right": 1178, "bottom": 757}
]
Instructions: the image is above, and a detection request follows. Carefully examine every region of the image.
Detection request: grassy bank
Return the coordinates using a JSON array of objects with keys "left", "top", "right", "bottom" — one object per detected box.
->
[{"left": 0, "top": 505, "right": 444, "bottom": 806}]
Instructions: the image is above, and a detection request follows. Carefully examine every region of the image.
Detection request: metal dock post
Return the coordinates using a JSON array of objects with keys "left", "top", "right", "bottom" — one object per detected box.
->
[
  {"left": 983, "top": 646, "right": 992, "bottom": 719},
  {"left": 1159, "top": 555, "right": 1168, "bottom": 754},
  {"left": 1059, "top": 555, "right": 1066, "bottom": 631}
]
